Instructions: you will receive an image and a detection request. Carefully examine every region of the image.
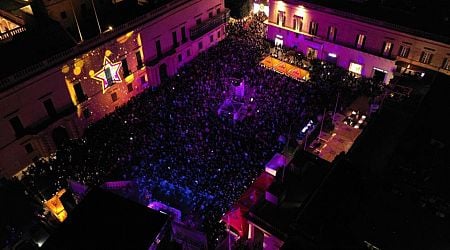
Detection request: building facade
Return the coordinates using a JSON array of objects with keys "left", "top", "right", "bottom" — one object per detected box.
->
[
  {"left": 266, "top": 0, "right": 450, "bottom": 83},
  {"left": 0, "top": 0, "right": 228, "bottom": 177}
]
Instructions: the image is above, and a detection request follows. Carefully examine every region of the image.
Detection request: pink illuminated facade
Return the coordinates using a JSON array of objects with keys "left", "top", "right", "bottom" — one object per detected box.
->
[
  {"left": 0, "top": 0, "right": 227, "bottom": 177},
  {"left": 267, "top": 0, "right": 450, "bottom": 83}
]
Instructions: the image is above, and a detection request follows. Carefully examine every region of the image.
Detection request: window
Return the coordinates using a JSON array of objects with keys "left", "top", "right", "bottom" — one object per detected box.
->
[
  {"left": 355, "top": 34, "right": 366, "bottom": 49},
  {"left": 309, "top": 21, "right": 318, "bottom": 36},
  {"left": 136, "top": 51, "right": 143, "bottom": 69},
  {"left": 127, "top": 83, "right": 133, "bottom": 93},
  {"left": 210, "top": 35, "right": 214, "bottom": 43},
  {"left": 122, "top": 58, "right": 130, "bottom": 76},
  {"left": 9, "top": 116, "right": 24, "bottom": 136},
  {"left": 398, "top": 45, "right": 410, "bottom": 58},
  {"left": 73, "top": 82, "right": 87, "bottom": 103},
  {"left": 187, "top": 49, "right": 191, "bottom": 57},
  {"left": 349, "top": 62, "right": 363, "bottom": 75},
  {"left": 60, "top": 11, "right": 67, "bottom": 19},
  {"left": 111, "top": 92, "right": 118, "bottom": 102},
  {"left": 181, "top": 26, "right": 187, "bottom": 42},
  {"left": 156, "top": 40, "right": 162, "bottom": 57},
  {"left": 209, "top": 12, "right": 213, "bottom": 18},
  {"left": 105, "top": 67, "right": 113, "bottom": 87},
  {"left": 25, "top": 143, "right": 33, "bottom": 153},
  {"left": 275, "top": 35, "right": 283, "bottom": 47},
  {"left": 172, "top": 31, "right": 178, "bottom": 48},
  {"left": 178, "top": 54, "right": 182, "bottom": 62},
  {"left": 196, "top": 18, "right": 201, "bottom": 25},
  {"left": 293, "top": 16, "right": 303, "bottom": 32},
  {"left": 419, "top": 51, "right": 433, "bottom": 64},
  {"left": 198, "top": 41, "right": 203, "bottom": 50},
  {"left": 43, "top": 99, "right": 57, "bottom": 117},
  {"left": 327, "top": 26, "right": 337, "bottom": 41},
  {"left": 218, "top": 30, "right": 221, "bottom": 38},
  {"left": 83, "top": 108, "right": 91, "bottom": 118},
  {"left": 442, "top": 58, "right": 450, "bottom": 70},
  {"left": 277, "top": 11, "right": 286, "bottom": 27},
  {"left": 327, "top": 53, "right": 338, "bottom": 64},
  {"left": 382, "top": 41, "right": 393, "bottom": 57},
  {"left": 306, "top": 48, "right": 318, "bottom": 59}
]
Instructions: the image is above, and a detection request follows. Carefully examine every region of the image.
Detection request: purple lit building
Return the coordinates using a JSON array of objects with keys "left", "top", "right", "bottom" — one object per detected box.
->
[{"left": 266, "top": 0, "right": 450, "bottom": 83}]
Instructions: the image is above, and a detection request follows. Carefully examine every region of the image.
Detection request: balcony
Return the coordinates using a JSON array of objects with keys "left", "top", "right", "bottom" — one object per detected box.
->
[
  {"left": 0, "top": 26, "right": 26, "bottom": 42},
  {"left": 146, "top": 47, "right": 176, "bottom": 67},
  {"left": 396, "top": 56, "right": 450, "bottom": 75},
  {"left": 15, "top": 104, "right": 76, "bottom": 138},
  {"left": 266, "top": 21, "right": 396, "bottom": 61},
  {"left": 190, "top": 9, "right": 230, "bottom": 40}
]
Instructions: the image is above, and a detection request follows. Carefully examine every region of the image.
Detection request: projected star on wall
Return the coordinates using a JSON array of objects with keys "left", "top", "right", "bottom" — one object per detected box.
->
[{"left": 91, "top": 56, "right": 122, "bottom": 93}]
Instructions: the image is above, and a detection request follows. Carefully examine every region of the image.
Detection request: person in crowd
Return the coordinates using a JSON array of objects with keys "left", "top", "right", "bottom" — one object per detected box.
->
[{"left": 20, "top": 14, "right": 383, "bottom": 247}]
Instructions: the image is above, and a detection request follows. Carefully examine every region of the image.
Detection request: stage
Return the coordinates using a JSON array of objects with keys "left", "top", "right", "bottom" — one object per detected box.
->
[{"left": 260, "top": 56, "right": 310, "bottom": 81}]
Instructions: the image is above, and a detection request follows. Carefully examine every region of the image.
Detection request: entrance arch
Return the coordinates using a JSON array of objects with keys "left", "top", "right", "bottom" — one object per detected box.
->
[
  {"left": 159, "top": 63, "right": 168, "bottom": 82},
  {"left": 372, "top": 68, "right": 387, "bottom": 83},
  {"left": 52, "top": 126, "right": 69, "bottom": 147}
]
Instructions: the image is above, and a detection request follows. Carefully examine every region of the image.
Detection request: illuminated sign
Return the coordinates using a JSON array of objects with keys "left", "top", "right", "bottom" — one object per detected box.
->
[
  {"left": 91, "top": 56, "right": 122, "bottom": 93},
  {"left": 373, "top": 67, "right": 387, "bottom": 73},
  {"left": 328, "top": 53, "right": 337, "bottom": 58},
  {"left": 349, "top": 62, "right": 362, "bottom": 75}
]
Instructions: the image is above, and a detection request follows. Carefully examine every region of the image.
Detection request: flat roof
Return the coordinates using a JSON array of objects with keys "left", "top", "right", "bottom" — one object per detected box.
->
[
  {"left": 247, "top": 151, "right": 331, "bottom": 239},
  {"left": 42, "top": 188, "right": 169, "bottom": 250}
]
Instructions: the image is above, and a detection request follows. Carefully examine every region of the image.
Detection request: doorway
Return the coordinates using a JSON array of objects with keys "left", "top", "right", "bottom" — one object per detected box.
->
[
  {"left": 159, "top": 63, "right": 168, "bottom": 82},
  {"left": 52, "top": 126, "right": 69, "bottom": 147},
  {"left": 373, "top": 68, "right": 387, "bottom": 83}
]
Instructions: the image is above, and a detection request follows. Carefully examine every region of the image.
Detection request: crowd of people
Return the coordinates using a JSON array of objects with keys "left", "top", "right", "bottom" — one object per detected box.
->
[{"left": 19, "top": 14, "right": 384, "bottom": 247}]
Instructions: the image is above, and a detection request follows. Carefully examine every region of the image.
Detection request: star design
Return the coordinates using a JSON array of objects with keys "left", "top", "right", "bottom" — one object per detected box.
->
[{"left": 91, "top": 56, "right": 122, "bottom": 93}]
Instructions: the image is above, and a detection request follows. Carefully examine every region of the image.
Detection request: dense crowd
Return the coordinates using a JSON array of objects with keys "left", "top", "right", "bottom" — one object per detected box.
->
[{"left": 20, "top": 14, "right": 383, "bottom": 247}]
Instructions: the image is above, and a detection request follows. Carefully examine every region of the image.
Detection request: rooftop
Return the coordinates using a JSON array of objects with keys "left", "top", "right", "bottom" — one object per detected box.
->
[
  {"left": 247, "top": 151, "right": 331, "bottom": 240},
  {"left": 42, "top": 188, "right": 169, "bottom": 250},
  {"left": 286, "top": 73, "right": 450, "bottom": 249},
  {"left": 0, "top": 19, "right": 75, "bottom": 81}
]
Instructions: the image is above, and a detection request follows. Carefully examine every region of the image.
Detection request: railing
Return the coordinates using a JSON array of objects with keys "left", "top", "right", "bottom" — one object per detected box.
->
[
  {"left": 14, "top": 104, "right": 76, "bottom": 139},
  {"left": 0, "top": 26, "right": 26, "bottom": 42},
  {"left": 300, "top": 1, "right": 450, "bottom": 44},
  {"left": 0, "top": 0, "right": 195, "bottom": 92},
  {"left": 146, "top": 47, "right": 176, "bottom": 66},
  {"left": 0, "top": 9, "right": 25, "bottom": 25},
  {"left": 190, "top": 9, "right": 230, "bottom": 40},
  {"left": 247, "top": 211, "right": 288, "bottom": 240},
  {"left": 396, "top": 56, "right": 450, "bottom": 75}
]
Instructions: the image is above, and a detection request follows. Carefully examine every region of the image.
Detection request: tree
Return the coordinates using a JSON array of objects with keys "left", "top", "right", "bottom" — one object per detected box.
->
[{"left": 225, "top": 0, "right": 251, "bottom": 18}]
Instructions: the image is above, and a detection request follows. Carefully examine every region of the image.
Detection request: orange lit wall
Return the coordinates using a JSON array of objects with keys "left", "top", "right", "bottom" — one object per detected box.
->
[
  {"left": 63, "top": 31, "right": 148, "bottom": 125},
  {"left": 45, "top": 189, "right": 68, "bottom": 222}
]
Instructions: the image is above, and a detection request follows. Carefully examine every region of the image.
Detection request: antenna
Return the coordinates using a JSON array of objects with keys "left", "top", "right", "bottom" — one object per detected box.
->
[
  {"left": 91, "top": 0, "right": 102, "bottom": 34},
  {"left": 69, "top": 0, "right": 83, "bottom": 42},
  {"left": 332, "top": 92, "right": 340, "bottom": 124},
  {"left": 282, "top": 123, "right": 292, "bottom": 184},
  {"left": 319, "top": 107, "right": 326, "bottom": 138}
]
